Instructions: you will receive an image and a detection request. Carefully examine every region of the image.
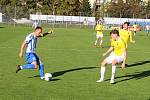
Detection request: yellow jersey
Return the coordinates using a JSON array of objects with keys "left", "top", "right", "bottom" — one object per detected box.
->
[
  {"left": 111, "top": 38, "right": 126, "bottom": 56},
  {"left": 95, "top": 24, "right": 103, "bottom": 35},
  {"left": 119, "top": 29, "right": 134, "bottom": 47}
]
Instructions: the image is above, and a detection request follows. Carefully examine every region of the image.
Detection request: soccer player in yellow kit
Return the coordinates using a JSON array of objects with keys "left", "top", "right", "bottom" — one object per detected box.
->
[
  {"left": 94, "top": 21, "right": 103, "bottom": 47},
  {"left": 133, "top": 23, "right": 138, "bottom": 36},
  {"left": 96, "top": 30, "right": 126, "bottom": 84},
  {"left": 119, "top": 22, "right": 135, "bottom": 48}
]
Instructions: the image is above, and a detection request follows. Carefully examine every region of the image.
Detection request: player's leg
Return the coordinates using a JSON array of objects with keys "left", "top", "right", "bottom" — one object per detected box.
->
[
  {"left": 94, "top": 34, "right": 99, "bottom": 46},
  {"left": 146, "top": 30, "right": 148, "bottom": 36},
  {"left": 16, "top": 53, "right": 38, "bottom": 73},
  {"left": 39, "top": 60, "right": 45, "bottom": 79},
  {"left": 99, "top": 36, "right": 103, "bottom": 46},
  {"left": 110, "top": 59, "right": 117, "bottom": 84},
  {"left": 134, "top": 31, "right": 136, "bottom": 36},
  {"left": 147, "top": 30, "right": 149, "bottom": 36},
  {"left": 96, "top": 37, "right": 102, "bottom": 47},
  {"left": 33, "top": 54, "right": 45, "bottom": 79},
  {"left": 96, "top": 53, "right": 114, "bottom": 83},
  {"left": 94, "top": 38, "right": 98, "bottom": 46},
  {"left": 16, "top": 61, "right": 38, "bottom": 73},
  {"left": 96, "top": 52, "right": 115, "bottom": 83},
  {"left": 96, "top": 60, "right": 107, "bottom": 82}
]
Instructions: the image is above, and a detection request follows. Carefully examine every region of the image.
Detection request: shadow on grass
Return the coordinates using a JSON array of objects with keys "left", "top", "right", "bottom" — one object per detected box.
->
[
  {"left": 28, "top": 75, "right": 60, "bottom": 81},
  {"left": 0, "top": 27, "right": 5, "bottom": 28},
  {"left": 52, "top": 67, "right": 98, "bottom": 77},
  {"left": 28, "top": 66, "right": 98, "bottom": 81},
  {"left": 125, "top": 61, "right": 150, "bottom": 67},
  {"left": 115, "top": 70, "right": 150, "bottom": 83},
  {"left": 105, "top": 61, "right": 150, "bottom": 84}
]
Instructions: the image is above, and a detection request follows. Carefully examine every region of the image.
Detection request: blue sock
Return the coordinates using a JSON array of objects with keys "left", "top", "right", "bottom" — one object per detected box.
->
[
  {"left": 39, "top": 64, "right": 44, "bottom": 78},
  {"left": 21, "top": 64, "right": 35, "bottom": 69}
]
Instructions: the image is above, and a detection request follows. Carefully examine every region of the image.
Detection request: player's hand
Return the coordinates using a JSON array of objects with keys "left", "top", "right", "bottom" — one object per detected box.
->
[
  {"left": 121, "top": 63, "right": 125, "bottom": 70},
  {"left": 40, "top": 33, "right": 43, "bottom": 37},
  {"left": 19, "top": 52, "right": 23, "bottom": 58},
  {"left": 102, "top": 53, "right": 107, "bottom": 56},
  {"left": 131, "top": 41, "right": 135, "bottom": 43}
]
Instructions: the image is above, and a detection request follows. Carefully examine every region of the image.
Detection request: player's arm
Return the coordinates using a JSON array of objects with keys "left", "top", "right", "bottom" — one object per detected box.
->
[
  {"left": 102, "top": 47, "right": 113, "bottom": 56},
  {"left": 19, "top": 40, "right": 27, "bottom": 58},
  {"left": 129, "top": 31, "right": 135, "bottom": 43},
  {"left": 121, "top": 48, "right": 127, "bottom": 70},
  {"left": 39, "top": 29, "right": 53, "bottom": 37},
  {"left": 39, "top": 32, "right": 50, "bottom": 37}
]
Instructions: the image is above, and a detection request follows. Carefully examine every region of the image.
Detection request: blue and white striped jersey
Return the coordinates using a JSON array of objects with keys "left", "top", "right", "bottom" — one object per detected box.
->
[{"left": 25, "top": 33, "right": 37, "bottom": 53}]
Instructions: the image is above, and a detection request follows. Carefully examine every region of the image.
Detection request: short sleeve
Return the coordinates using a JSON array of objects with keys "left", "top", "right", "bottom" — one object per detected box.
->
[{"left": 25, "top": 34, "right": 32, "bottom": 43}]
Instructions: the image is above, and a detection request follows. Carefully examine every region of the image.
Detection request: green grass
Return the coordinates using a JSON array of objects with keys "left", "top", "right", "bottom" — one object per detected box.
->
[{"left": 0, "top": 25, "right": 150, "bottom": 100}]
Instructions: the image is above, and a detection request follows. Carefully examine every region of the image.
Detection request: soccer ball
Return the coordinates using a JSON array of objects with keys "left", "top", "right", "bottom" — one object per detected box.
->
[{"left": 44, "top": 73, "right": 52, "bottom": 81}]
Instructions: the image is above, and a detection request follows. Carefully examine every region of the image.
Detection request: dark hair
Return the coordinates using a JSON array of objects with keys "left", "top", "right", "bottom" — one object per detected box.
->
[
  {"left": 35, "top": 26, "right": 42, "bottom": 30},
  {"left": 124, "top": 22, "right": 130, "bottom": 26},
  {"left": 110, "top": 29, "right": 119, "bottom": 36}
]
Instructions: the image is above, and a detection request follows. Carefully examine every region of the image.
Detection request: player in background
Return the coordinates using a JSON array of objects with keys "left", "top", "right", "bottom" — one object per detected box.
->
[
  {"left": 145, "top": 24, "right": 150, "bottom": 36},
  {"left": 32, "top": 20, "right": 39, "bottom": 29},
  {"left": 119, "top": 22, "right": 135, "bottom": 48},
  {"left": 96, "top": 30, "right": 126, "bottom": 84},
  {"left": 94, "top": 21, "right": 104, "bottom": 47},
  {"left": 133, "top": 23, "right": 138, "bottom": 36},
  {"left": 16, "top": 26, "right": 51, "bottom": 80}
]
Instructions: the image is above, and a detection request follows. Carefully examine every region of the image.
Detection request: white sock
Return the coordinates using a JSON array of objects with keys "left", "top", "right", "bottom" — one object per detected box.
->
[
  {"left": 20, "top": 66, "right": 23, "bottom": 69},
  {"left": 111, "top": 66, "right": 116, "bottom": 81},
  {"left": 100, "top": 39, "right": 103, "bottom": 45},
  {"left": 100, "top": 66, "right": 106, "bottom": 80},
  {"left": 94, "top": 39, "right": 98, "bottom": 45}
]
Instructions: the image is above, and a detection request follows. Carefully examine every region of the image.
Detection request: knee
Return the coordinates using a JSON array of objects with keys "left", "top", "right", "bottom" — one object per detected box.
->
[
  {"left": 101, "top": 61, "right": 106, "bottom": 67},
  {"left": 112, "top": 60, "right": 117, "bottom": 66},
  {"left": 32, "top": 62, "right": 39, "bottom": 69},
  {"left": 34, "top": 64, "right": 39, "bottom": 69}
]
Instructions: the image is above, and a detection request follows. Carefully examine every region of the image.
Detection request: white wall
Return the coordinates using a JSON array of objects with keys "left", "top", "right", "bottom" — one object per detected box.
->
[
  {"left": 104, "top": 17, "right": 150, "bottom": 25},
  {"left": 30, "top": 14, "right": 96, "bottom": 25},
  {"left": 0, "top": 13, "right": 2, "bottom": 22}
]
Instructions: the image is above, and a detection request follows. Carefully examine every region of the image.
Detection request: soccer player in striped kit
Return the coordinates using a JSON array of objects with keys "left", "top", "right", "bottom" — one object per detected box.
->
[{"left": 16, "top": 26, "right": 50, "bottom": 80}]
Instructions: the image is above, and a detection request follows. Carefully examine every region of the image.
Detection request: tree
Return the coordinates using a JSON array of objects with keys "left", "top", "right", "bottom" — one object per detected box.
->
[
  {"left": 143, "top": 1, "right": 150, "bottom": 19},
  {"left": 81, "top": 0, "right": 91, "bottom": 16},
  {"left": 65, "top": 0, "right": 81, "bottom": 15},
  {"left": 146, "top": 1, "right": 150, "bottom": 18},
  {"left": 106, "top": 0, "right": 143, "bottom": 18},
  {"left": 106, "top": 0, "right": 129, "bottom": 18},
  {"left": 124, "top": 0, "right": 142, "bottom": 18},
  {"left": 0, "top": 0, "right": 11, "bottom": 5}
]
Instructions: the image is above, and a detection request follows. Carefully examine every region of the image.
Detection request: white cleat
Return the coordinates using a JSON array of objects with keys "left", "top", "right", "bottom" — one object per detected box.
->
[
  {"left": 96, "top": 79, "right": 104, "bottom": 83},
  {"left": 110, "top": 80, "right": 115, "bottom": 84}
]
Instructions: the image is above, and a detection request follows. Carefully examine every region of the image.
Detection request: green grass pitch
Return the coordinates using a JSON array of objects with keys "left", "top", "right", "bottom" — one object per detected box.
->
[{"left": 0, "top": 25, "right": 150, "bottom": 100}]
